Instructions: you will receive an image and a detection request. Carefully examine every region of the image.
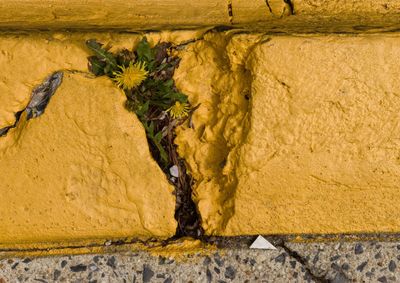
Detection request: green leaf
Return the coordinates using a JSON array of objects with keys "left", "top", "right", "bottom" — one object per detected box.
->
[
  {"left": 164, "top": 79, "right": 174, "bottom": 88},
  {"left": 86, "top": 39, "right": 118, "bottom": 72},
  {"left": 170, "top": 92, "right": 188, "bottom": 103},
  {"left": 135, "top": 100, "right": 150, "bottom": 117},
  {"left": 87, "top": 56, "right": 105, "bottom": 76},
  {"left": 145, "top": 121, "right": 155, "bottom": 138},
  {"left": 154, "top": 139, "right": 168, "bottom": 163},
  {"left": 154, "top": 131, "right": 163, "bottom": 144},
  {"left": 136, "top": 37, "right": 154, "bottom": 63}
]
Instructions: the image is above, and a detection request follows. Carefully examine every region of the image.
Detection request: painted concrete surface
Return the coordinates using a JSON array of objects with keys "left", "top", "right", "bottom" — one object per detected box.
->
[
  {"left": 1, "top": 0, "right": 400, "bottom": 31},
  {"left": 175, "top": 33, "right": 400, "bottom": 235},
  {"left": 1, "top": 30, "right": 400, "bottom": 248},
  {"left": 0, "top": 73, "right": 176, "bottom": 245},
  {"left": 1, "top": 241, "right": 400, "bottom": 282}
]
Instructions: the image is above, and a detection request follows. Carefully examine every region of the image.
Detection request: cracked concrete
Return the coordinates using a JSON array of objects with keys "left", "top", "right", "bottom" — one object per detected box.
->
[{"left": 1, "top": 241, "right": 400, "bottom": 282}]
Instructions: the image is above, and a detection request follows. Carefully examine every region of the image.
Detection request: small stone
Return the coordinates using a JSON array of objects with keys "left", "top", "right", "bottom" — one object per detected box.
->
[
  {"left": 342, "top": 263, "right": 350, "bottom": 271},
  {"left": 378, "top": 276, "right": 388, "bottom": 283},
  {"left": 331, "top": 272, "right": 348, "bottom": 283},
  {"left": 106, "top": 256, "right": 117, "bottom": 269},
  {"left": 389, "top": 260, "right": 397, "bottom": 272},
  {"left": 206, "top": 268, "right": 212, "bottom": 283},
  {"left": 163, "top": 278, "right": 172, "bottom": 283},
  {"left": 214, "top": 254, "right": 224, "bottom": 267},
  {"left": 22, "top": 258, "right": 31, "bottom": 264},
  {"left": 169, "top": 165, "right": 179, "bottom": 177},
  {"left": 53, "top": 269, "right": 61, "bottom": 281},
  {"left": 375, "top": 252, "right": 382, "bottom": 259},
  {"left": 330, "top": 255, "right": 341, "bottom": 261},
  {"left": 143, "top": 265, "right": 154, "bottom": 283},
  {"left": 331, "top": 263, "right": 341, "bottom": 271},
  {"left": 70, "top": 264, "right": 87, "bottom": 272},
  {"left": 357, "top": 261, "right": 368, "bottom": 272},
  {"left": 355, "top": 243, "right": 364, "bottom": 255},
  {"left": 88, "top": 264, "right": 98, "bottom": 271},
  {"left": 275, "top": 253, "right": 286, "bottom": 264},
  {"left": 60, "top": 260, "right": 68, "bottom": 268},
  {"left": 224, "top": 266, "right": 236, "bottom": 280},
  {"left": 203, "top": 256, "right": 211, "bottom": 266},
  {"left": 366, "top": 271, "right": 374, "bottom": 278}
]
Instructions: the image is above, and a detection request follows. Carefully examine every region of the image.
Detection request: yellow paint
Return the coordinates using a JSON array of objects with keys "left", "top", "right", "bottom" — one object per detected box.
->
[
  {"left": 174, "top": 33, "right": 400, "bottom": 235},
  {"left": 1, "top": 0, "right": 400, "bottom": 32},
  {"left": 0, "top": 30, "right": 205, "bottom": 129},
  {"left": 144, "top": 238, "right": 216, "bottom": 260},
  {"left": 0, "top": 30, "right": 208, "bottom": 250},
  {"left": 0, "top": 73, "right": 176, "bottom": 244},
  {"left": 2, "top": 29, "right": 400, "bottom": 251},
  {"left": 0, "top": 0, "right": 228, "bottom": 29}
]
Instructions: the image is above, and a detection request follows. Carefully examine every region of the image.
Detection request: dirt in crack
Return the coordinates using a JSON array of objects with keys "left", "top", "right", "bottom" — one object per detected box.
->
[
  {"left": 86, "top": 38, "right": 203, "bottom": 238},
  {"left": 0, "top": 71, "right": 63, "bottom": 137}
]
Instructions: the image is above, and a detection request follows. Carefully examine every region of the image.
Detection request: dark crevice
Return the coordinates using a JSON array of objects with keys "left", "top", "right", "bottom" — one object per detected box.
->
[
  {"left": 0, "top": 71, "right": 63, "bottom": 137},
  {"left": 227, "top": 1, "right": 234, "bottom": 24},
  {"left": 276, "top": 240, "right": 331, "bottom": 283},
  {"left": 284, "top": 0, "right": 295, "bottom": 15},
  {"left": 265, "top": 0, "right": 273, "bottom": 13}
]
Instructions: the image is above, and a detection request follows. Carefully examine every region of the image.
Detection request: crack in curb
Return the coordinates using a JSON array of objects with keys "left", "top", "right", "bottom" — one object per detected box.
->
[
  {"left": 0, "top": 71, "right": 63, "bottom": 137},
  {"left": 284, "top": 0, "right": 295, "bottom": 15},
  {"left": 227, "top": 0, "right": 234, "bottom": 24},
  {"left": 276, "top": 240, "right": 330, "bottom": 283},
  {"left": 265, "top": 0, "right": 274, "bottom": 14}
]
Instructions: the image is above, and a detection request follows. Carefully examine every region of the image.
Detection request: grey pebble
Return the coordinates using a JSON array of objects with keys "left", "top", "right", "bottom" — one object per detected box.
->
[
  {"left": 53, "top": 269, "right": 61, "bottom": 281},
  {"left": 355, "top": 243, "right": 364, "bottom": 255},
  {"left": 60, "top": 260, "right": 67, "bottom": 268},
  {"left": 203, "top": 256, "right": 211, "bottom": 266},
  {"left": 142, "top": 264, "right": 154, "bottom": 283},
  {"left": 214, "top": 254, "right": 224, "bottom": 267},
  {"left": 378, "top": 276, "right": 388, "bottom": 283},
  {"left": 224, "top": 266, "right": 236, "bottom": 280},
  {"left": 341, "top": 263, "right": 350, "bottom": 271},
  {"left": 206, "top": 268, "right": 212, "bottom": 283},
  {"left": 330, "top": 255, "right": 341, "bottom": 261},
  {"left": 356, "top": 261, "right": 368, "bottom": 272},
  {"left": 275, "top": 253, "right": 286, "bottom": 264},
  {"left": 389, "top": 260, "right": 396, "bottom": 272},
  {"left": 331, "top": 272, "right": 349, "bottom": 283},
  {"left": 70, "top": 264, "right": 87, "bottom": 272},
  {"left": 106, "top": 256, "right": 116, "bottom": 268}
]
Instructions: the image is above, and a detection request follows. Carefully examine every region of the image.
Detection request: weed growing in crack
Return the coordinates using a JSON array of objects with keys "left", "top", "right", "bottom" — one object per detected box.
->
[{"left": 86, "top": 38, "right": 203, "bottom": 237}]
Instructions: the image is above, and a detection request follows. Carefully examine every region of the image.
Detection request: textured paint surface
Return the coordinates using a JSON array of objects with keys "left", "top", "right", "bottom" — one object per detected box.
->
[
  {"left": 0, "top": 73, "right": 176, "bottom": 244},
  {"left": 175, "top": 33, "right": 400, "bottom": 235},
  {"left": 2, "top": 30, "right": 400, "bottom": 249},
  {"left": 1, "top": 0, "right": 400, "bottom": 31},
  {"left": 0, "top": 31, "right": 203, "bottom": 129}
]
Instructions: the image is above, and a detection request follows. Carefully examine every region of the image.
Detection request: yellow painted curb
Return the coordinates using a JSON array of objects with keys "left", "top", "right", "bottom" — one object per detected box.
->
[{"left": 0, "top": 1, "right": 400, "bottom": 30}]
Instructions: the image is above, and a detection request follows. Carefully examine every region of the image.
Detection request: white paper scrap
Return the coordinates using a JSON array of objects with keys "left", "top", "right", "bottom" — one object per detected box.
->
[{"left": 250, "top": 235, "right": 277, "bottom": 250}]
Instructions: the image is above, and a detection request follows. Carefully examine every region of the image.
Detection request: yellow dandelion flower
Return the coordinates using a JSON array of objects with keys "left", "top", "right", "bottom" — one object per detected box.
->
[
  {"left": 167, "top": 101, "right": 190, "bottom": 119},
  {"left": 113, "top": 61, "right": 148, "bottom": 90}
]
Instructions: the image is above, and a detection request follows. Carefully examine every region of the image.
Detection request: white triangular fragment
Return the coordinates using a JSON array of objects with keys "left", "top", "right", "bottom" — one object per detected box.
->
[{"left": 250, "top": 235, "right": 277, "bottom": 250}]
